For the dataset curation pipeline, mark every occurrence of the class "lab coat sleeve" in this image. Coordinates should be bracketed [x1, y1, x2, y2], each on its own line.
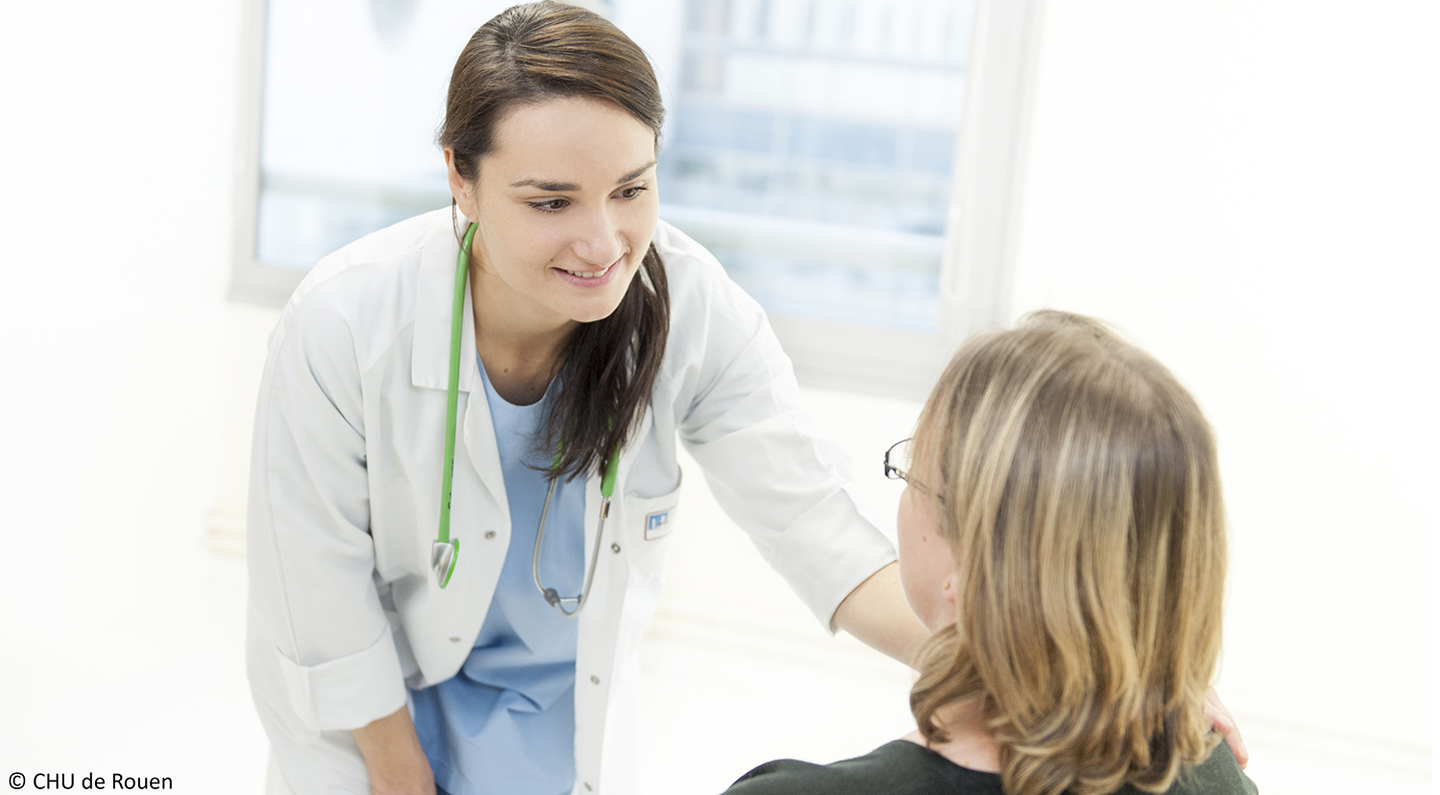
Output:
[675, 280, 897, 630]
[246, 282, 407, 733]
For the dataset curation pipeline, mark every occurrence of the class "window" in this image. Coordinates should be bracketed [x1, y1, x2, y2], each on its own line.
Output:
[228, 0, 503, 304]
[230, 0, 1042, 399]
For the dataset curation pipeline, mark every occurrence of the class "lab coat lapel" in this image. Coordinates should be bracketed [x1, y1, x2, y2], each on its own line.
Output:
[412, 214, 475, 394]
[460, 358, 508, 521]
[572, 407, 653, 794]
[578, 407, 651, 592]
[411, 215, 507, 510]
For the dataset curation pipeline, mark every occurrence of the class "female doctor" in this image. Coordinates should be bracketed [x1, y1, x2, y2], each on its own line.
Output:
[245, 3, 927, 794]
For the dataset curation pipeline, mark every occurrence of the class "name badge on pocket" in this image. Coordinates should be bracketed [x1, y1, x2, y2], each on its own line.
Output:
[644, 510, 673, 541]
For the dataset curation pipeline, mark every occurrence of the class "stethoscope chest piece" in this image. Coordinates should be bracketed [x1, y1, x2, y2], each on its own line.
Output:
[432, 539, 458, 589]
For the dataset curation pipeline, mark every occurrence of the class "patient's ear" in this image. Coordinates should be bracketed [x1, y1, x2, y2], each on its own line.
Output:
[942, 572, 958, 604]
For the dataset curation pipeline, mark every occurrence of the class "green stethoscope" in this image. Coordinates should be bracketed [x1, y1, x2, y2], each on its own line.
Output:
[432, 222, 617, 618]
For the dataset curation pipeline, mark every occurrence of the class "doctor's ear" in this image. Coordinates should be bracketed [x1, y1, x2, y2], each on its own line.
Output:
[445, 147, 478, 223]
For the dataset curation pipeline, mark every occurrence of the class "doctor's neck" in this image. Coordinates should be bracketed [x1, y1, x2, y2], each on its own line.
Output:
[469, 264, 575, 407]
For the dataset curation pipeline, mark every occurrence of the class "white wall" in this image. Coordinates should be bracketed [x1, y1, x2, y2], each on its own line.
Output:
[1009, 1, 1437, 789]
[0, 0, 267, 787]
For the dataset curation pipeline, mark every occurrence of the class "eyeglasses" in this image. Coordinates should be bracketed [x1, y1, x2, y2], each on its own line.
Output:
[883, 437, 945, 503]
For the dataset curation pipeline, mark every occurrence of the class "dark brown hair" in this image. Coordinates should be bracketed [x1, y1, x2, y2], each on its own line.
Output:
[909, 311, 1225, 795]
[439, 1, 669, 480]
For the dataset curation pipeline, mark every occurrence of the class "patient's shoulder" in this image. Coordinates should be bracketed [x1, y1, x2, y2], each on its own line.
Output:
[721, 739, 1256, 795]
[1140, 741, 1259, 795]
[721, 741, 1005, 795]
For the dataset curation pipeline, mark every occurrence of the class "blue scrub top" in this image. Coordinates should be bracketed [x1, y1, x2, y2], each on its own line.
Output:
[411, 358, 585, 795]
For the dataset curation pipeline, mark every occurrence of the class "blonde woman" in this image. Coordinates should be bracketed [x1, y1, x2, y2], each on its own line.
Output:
[724, 311, 1256, 795]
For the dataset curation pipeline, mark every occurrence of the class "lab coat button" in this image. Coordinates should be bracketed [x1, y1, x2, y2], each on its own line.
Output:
[583, 784, 592, 792]
[484, 531, 496, 539]
[590, 675, 600, 685]
[610, 543, 620, 553]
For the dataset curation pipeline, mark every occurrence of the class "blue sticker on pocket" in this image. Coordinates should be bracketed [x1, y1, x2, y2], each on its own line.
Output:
[644, 510, 672, 540]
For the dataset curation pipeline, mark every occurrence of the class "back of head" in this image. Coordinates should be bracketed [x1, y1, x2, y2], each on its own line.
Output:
[910, 310, 1226, 795]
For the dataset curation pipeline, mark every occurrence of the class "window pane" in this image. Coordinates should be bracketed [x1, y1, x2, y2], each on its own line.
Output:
[253, 0, 497, 269]
[660, 0, 976, 331]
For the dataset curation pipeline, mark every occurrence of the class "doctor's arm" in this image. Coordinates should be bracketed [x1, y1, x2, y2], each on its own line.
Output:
[248, 293, 428, 792]
[352, 707, 436, 795]
[830, 562, 929, 666]
[670, 260, 928, 665]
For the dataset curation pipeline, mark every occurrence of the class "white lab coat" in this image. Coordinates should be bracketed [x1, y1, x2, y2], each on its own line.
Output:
[246, 209, 897, 794]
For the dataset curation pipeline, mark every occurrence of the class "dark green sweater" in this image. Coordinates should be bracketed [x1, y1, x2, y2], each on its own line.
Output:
[723, 738, 1257, 795]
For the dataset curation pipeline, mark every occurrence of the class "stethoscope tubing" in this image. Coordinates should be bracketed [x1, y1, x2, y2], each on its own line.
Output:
[532, 473, 611, 617]
[432, 222, 479, 589]
[434, 220, 615, 618]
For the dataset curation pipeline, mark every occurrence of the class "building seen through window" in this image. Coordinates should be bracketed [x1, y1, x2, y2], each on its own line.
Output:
[660, 0, 975, 330]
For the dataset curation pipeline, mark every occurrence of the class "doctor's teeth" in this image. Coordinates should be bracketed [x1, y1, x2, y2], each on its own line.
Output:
[566, 266, 609, 278]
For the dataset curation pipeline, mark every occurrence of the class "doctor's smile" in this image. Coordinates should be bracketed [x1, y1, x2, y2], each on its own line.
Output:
[554, 261, 616, 281]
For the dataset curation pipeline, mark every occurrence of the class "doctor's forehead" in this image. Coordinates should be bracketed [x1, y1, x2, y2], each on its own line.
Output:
[482, 97, 658, 186]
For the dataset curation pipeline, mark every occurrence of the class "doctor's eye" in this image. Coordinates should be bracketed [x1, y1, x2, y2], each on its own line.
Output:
[528, 198, 570, 213]
[616, 185, 649, 200]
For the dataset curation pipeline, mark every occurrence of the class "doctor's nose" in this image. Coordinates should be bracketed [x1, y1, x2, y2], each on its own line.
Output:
[570, 208, 623, 266]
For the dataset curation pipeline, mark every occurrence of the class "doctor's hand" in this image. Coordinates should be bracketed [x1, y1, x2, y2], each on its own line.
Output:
[1204, 687, 1249, 769]
[352, 706, 438, 795]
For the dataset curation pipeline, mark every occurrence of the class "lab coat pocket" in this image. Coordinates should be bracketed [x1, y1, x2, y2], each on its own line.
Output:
[622, 481, 682, 590]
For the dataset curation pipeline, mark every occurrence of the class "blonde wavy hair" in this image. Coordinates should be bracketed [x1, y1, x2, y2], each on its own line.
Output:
[908, 310, 1226, 795]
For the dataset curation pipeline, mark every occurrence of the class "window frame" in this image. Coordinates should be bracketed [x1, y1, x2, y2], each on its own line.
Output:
[229, 0, 294, 307]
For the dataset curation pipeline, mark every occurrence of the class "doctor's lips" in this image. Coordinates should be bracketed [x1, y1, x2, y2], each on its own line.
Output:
[559, 263, 613, 279]
[553, 257, 624, 287]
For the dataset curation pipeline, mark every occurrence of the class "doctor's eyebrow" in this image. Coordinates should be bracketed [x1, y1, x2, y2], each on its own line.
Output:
[508, 161, 656, 192]
[615, 161, 657, 184]
[510, 177, 580, 191]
